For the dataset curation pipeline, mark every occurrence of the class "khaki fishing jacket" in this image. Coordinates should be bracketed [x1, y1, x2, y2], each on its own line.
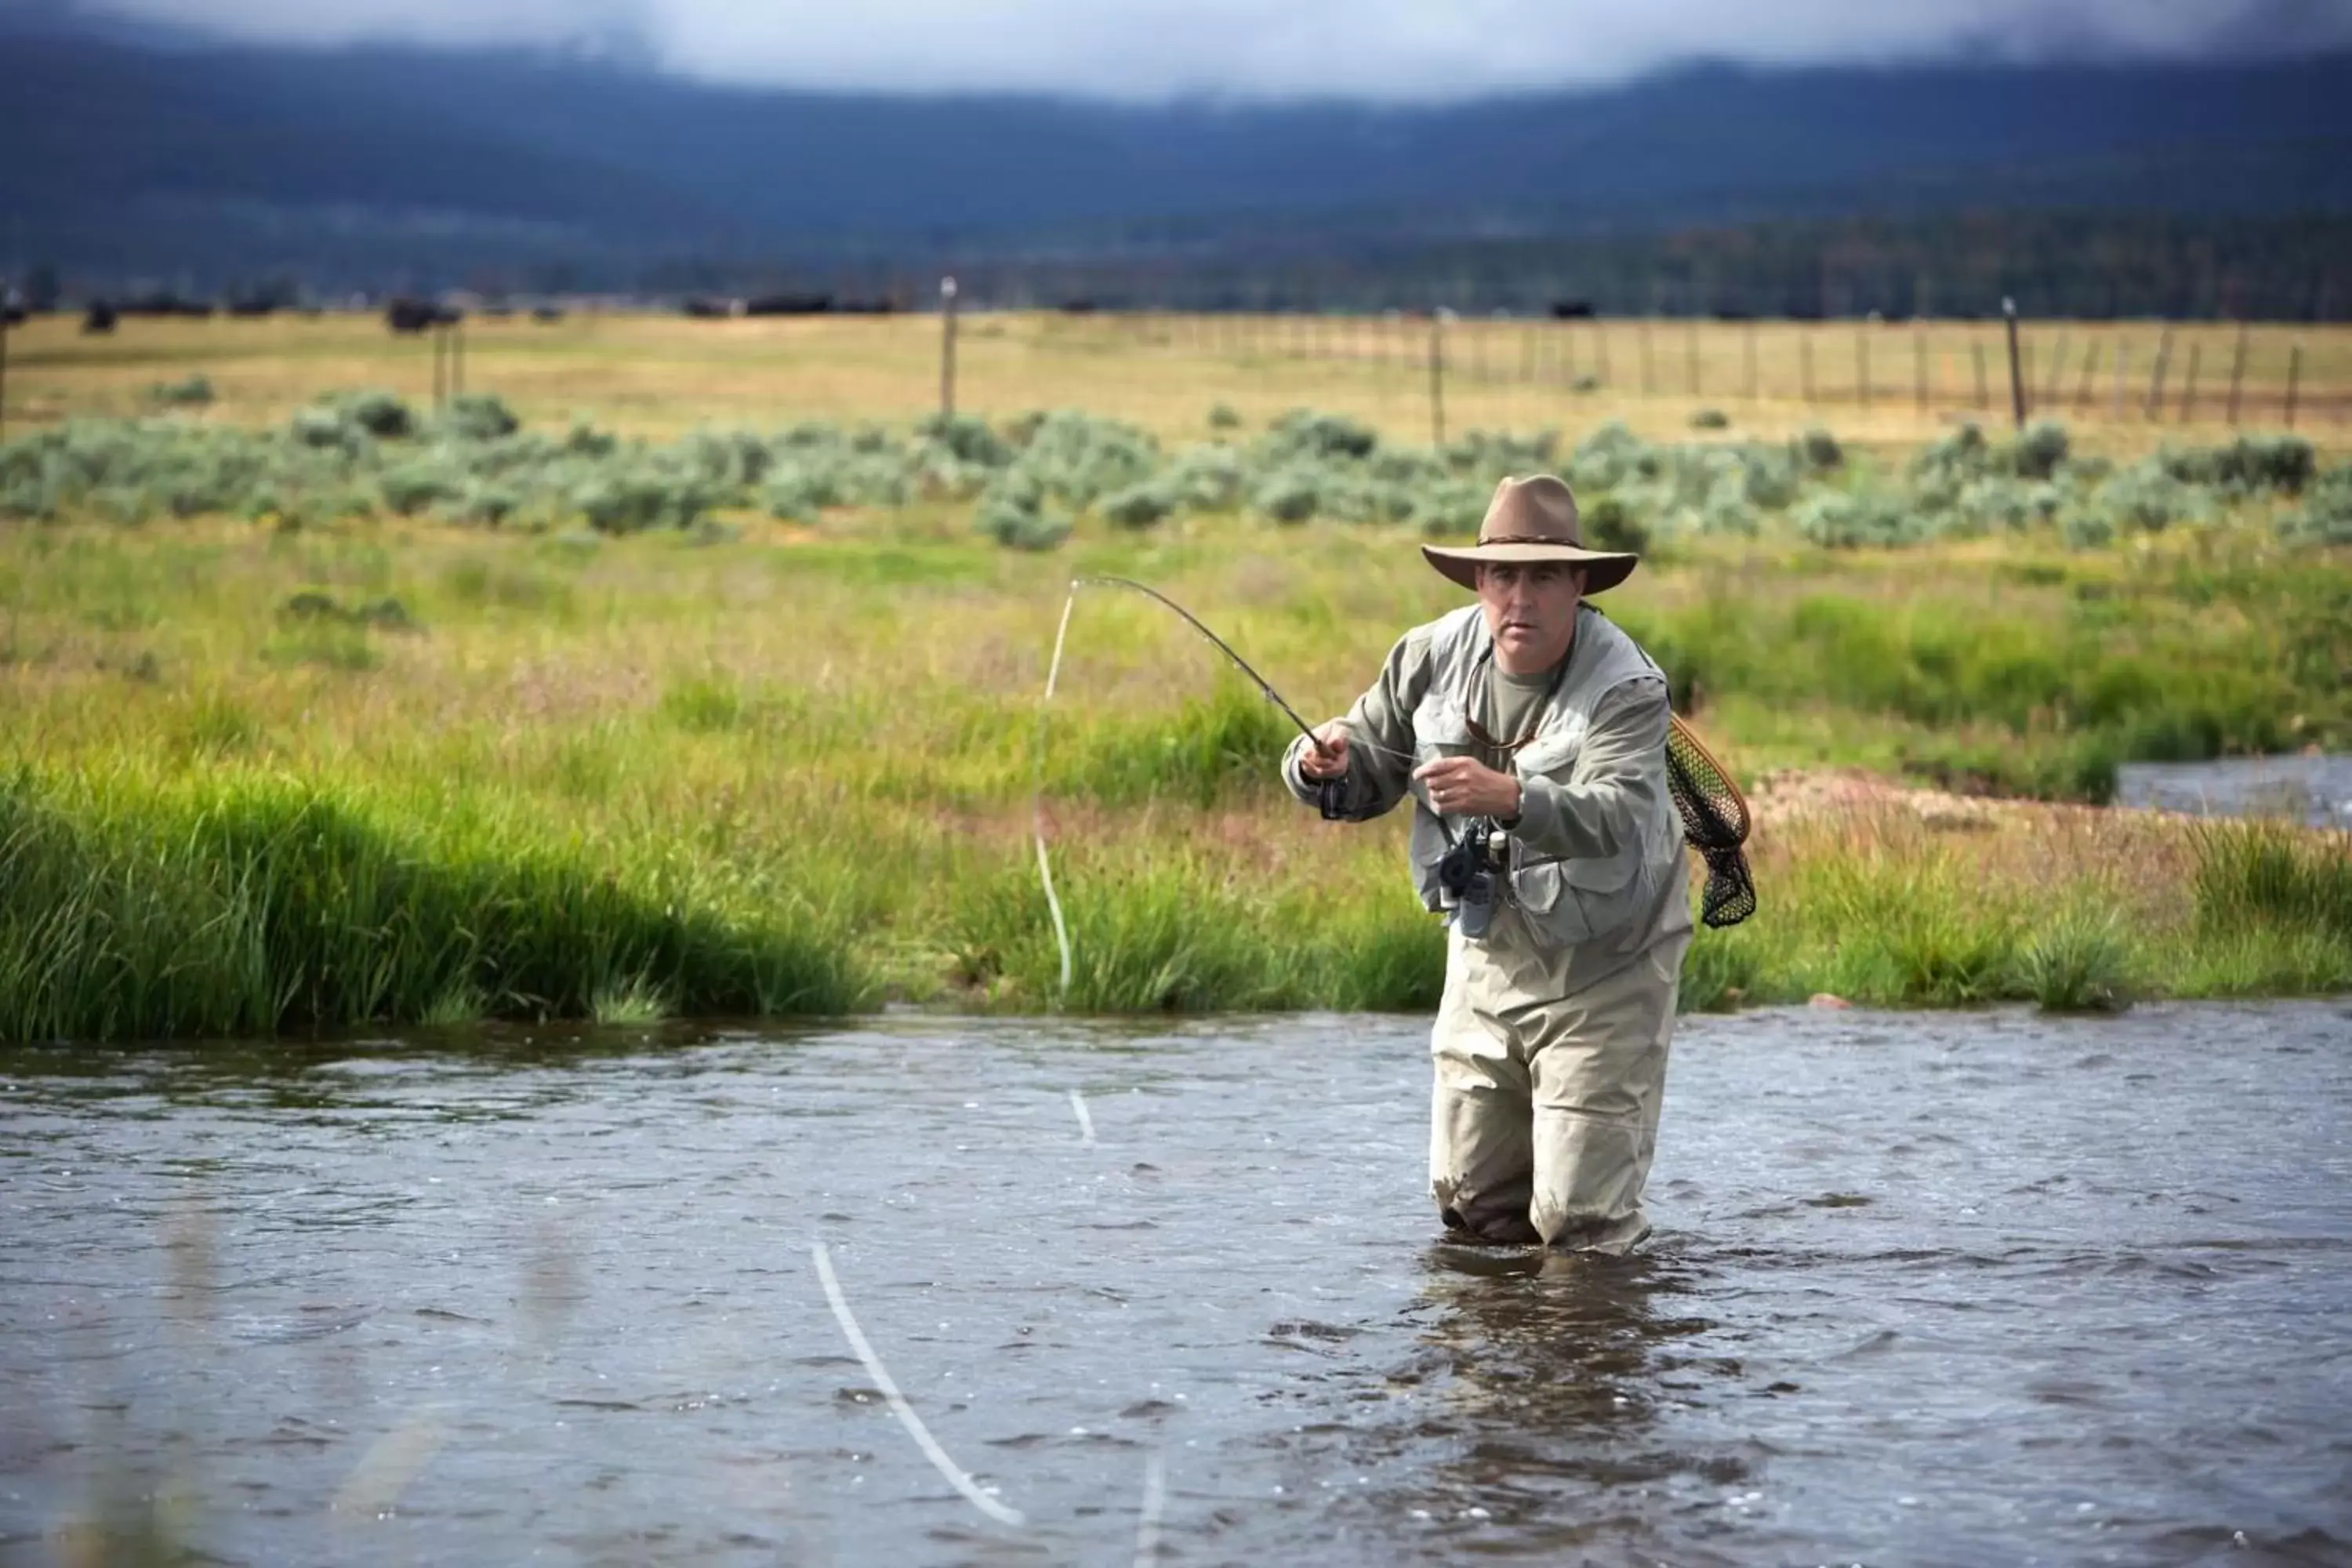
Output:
[1281, 604, 1690, 974]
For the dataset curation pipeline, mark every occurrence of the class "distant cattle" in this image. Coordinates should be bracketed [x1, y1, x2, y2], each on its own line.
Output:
[0, 304, 26, 328]
[834, 297, 898, 315]
[83, 301, 118, 334]
[532, 306, 565, 324]
[1549, 299, 1596, 320]
[1059, 299, 1099, 314]
[385, 297, 461, 334]
[681, 296, 733, 319]
[227, 299, 278, 318]
[742, 292, 835, 317]
[119, 293, 214, 318]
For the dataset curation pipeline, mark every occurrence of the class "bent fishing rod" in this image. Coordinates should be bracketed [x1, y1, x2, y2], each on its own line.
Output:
[1064, 575, 1341, 760]
[1033, 576, 1423, 998]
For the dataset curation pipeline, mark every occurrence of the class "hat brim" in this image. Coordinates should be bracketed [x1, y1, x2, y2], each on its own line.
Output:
[1420, 541, 1639, 595]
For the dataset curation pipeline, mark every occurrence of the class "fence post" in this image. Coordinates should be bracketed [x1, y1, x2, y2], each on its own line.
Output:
[2143, 328, 2173, 419]
[938, 276, 959, 421]
[1686, 318, 1701, 398]
[452, 318, 465, 399]
[1744, 320, 1759, 402]
[431, 322, 447, 411]
[2002, 298, 2026, 429]
[1854, 323, 1870, 410]
[2285, 341, 2302, 429]
[2074, 341, 2100, 412]
[1639, 319, 1654, 396]
[1913, 325, 1927, 412]
[2177, 341, 2201, 424]
[1428, 309, 1449, 448]
[1800, 331, 1816, 405]
[1973, 339, 1988, 409]
[2225, 323, 2249, 426]
[1595, 321, 1611, 387]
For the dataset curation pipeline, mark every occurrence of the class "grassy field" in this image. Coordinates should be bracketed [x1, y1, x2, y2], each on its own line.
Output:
[1, 315, 2348, 1039]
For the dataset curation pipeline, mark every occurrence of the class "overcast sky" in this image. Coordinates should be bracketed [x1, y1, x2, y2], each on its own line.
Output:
[74, 0, 2352, 100]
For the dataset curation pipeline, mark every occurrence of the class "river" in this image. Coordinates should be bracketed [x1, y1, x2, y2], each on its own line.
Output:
[4, 1002, 2350, 1566]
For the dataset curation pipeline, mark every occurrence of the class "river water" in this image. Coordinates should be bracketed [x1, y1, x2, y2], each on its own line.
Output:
[2115, 755, 2352, 829]
[3, 1003, 2350, 1567]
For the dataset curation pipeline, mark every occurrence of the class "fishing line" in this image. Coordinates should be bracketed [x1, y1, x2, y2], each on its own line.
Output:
[1032, 576, 1416, 1002]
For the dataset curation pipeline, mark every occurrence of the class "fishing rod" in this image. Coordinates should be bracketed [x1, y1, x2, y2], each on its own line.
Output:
[1068, 575, 1333, 757]
[1054, 575, 1417, 765]
[1033, 575, 1421, 1000]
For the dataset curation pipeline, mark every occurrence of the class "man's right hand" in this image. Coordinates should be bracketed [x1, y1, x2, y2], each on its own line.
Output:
[1298, 721, 1352, 780]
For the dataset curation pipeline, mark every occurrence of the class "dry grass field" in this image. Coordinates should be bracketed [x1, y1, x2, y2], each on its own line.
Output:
[7, 310, 2349, 459]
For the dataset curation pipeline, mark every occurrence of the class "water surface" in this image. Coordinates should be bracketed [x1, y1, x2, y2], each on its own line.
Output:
[4, 1003, 2350, 1566]
[2116, 753, 2352, 829]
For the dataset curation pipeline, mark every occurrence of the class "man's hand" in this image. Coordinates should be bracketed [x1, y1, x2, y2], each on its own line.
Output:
[1412, 756, 1522, 819]
[1298, 720, 1352, 780]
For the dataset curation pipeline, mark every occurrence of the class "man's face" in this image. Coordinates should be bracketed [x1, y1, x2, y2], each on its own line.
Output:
[1475, 561, 1584, 670]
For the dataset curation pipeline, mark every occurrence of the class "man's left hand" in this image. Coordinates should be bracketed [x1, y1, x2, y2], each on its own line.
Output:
[1411, 757, 1522, 820]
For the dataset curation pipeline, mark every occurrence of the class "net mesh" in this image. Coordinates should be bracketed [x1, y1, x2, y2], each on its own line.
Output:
[1665, 714, 1756, 928]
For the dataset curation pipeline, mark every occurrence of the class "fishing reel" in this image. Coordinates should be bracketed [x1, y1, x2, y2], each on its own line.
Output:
[1436, 823, 1512, 939]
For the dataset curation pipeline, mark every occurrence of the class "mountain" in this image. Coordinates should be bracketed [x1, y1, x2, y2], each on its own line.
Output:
[2, 17, 2349, 298]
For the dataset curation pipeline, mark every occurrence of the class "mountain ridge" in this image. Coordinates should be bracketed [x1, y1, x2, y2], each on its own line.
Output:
[2, 22, 2348, 295]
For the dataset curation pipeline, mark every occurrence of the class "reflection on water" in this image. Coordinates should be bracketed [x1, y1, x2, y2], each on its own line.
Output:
[2116, 753, 2352, 828]
[3, 1004, 2350, 1566]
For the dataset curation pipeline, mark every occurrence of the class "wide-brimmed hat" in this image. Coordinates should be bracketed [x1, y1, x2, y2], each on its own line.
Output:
[1421, 474, 1638, 594]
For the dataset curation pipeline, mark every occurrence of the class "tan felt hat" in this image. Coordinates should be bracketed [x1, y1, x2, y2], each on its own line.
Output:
[1420, 474, 1638, 594]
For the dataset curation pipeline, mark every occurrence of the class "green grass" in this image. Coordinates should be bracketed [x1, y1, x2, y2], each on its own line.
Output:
[0, 767, 870, 1041]
[0, 406, 2346, 1036]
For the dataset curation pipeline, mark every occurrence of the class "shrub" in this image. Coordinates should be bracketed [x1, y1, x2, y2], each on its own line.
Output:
[2159, 433, 2314, 495]
[148, 375, 215, 407]
[1207, 404, 1242, 430]
[1799, 426, 1843, 470]
[1793, 491, 1920, 548]
[2011, 419, 2069, 480]
[1165, 444, 1246, 512]
[1410, 479, 1487, 537]
[1098, 479, 1178, 529]
[336, 390, 415, 439]
[378, 459, 466, 516]
[1690, 408, 1730, 430]
[1251, 469, 1320, 523]
[1583, 495, 1651, 554]
[916, 412, 1012, 466]
[974, 485, 1070, 550]
[1256, 409, 1377, 463]
[2098, 464, 2209, 534]
[439, 393, 519, 441]
[2275, 466, 2352, 546]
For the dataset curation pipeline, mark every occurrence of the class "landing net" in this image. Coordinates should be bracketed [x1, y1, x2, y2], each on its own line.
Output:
[1666, 713, 1756, 928]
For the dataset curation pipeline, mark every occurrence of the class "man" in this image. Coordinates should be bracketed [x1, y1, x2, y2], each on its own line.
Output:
[1282, 473, 1691, 1254]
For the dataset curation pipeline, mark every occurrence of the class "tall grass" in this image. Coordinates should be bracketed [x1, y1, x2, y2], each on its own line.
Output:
[0, 768, 871, 1041]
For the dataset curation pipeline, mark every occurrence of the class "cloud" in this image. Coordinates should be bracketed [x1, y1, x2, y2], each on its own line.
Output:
[67, 0, 2352, 100]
